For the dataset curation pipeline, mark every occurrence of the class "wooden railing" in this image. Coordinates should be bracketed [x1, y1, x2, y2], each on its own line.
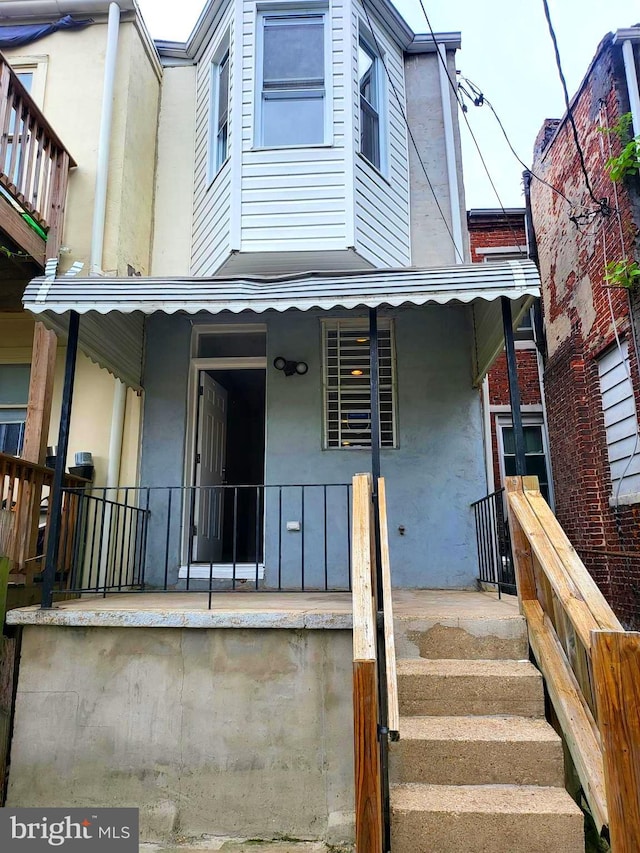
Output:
[506, 475, 640, 851]
[351, 473, 399, 853]
[0, 452, 86, 585]
[0, 52, 75, 260]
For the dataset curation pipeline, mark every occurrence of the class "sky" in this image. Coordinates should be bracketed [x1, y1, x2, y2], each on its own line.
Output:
[136, 0, 640, 209]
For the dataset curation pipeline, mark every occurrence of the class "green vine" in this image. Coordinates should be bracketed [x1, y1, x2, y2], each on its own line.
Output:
[599, 113, 640, 289]
[602, 112, 640, 183]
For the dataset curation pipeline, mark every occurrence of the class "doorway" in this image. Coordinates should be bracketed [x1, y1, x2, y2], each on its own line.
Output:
[191, 366, 266, 567]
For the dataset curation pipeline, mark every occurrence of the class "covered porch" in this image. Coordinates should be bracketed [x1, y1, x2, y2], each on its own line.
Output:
[19, 261, 540, 606]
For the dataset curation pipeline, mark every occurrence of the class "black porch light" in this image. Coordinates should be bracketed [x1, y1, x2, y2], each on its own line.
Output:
[273, 356, 308, 376]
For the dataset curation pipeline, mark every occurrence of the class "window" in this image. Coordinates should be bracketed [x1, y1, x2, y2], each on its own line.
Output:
[597, 341, 640, 499]
[214, 51, 230, 172]
[322, 319, 396, 449]
[359, 35, 380, 168]
[257, 11, 326, 147]
[0, 364, 30, 456]
[498, 418, 551, 505]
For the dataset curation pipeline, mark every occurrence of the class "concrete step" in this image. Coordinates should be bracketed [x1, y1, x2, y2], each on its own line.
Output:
[390, 715, 564, 786]
[394, 612, 528, 660]
[390, 783, 584, 853]
[397, 658, 544, 717]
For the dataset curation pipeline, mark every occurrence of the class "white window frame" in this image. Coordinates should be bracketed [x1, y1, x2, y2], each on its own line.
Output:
[322, 317, 397, 450]
[207, 32, 231, 184]
[255, 3, 332, 149]
[358, 25, 385, 172]
[7, 55, 48, 107]
[495, 413, 554, 508]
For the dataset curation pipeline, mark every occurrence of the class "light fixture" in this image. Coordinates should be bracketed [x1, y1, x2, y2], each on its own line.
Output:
[351, 369, 364, 376]
[356, 337, 368, 343]
[273, 356, 309, 377]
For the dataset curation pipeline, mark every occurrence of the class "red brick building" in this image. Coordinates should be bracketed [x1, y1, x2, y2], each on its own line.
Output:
[531, 28, 640, 628]
[467, 209, 552, 505]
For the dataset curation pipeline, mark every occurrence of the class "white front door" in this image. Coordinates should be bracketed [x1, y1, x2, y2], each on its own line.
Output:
[193, 372, 228, 562]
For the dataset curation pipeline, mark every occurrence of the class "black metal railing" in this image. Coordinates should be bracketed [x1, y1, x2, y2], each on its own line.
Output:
[471, 488, 516, 597]
[47, 483, 352, 605]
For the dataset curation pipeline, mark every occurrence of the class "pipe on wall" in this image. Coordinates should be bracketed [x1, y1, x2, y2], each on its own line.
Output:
[437, 44, 465, 265]
[621, 40, 640, 136]
[90, 0, 121, 276]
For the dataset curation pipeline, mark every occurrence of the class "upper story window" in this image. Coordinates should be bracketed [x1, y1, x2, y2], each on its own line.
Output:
[359, 34, 381, 169]
[208, 35, 230, 181]
[257, 11, 327, 147]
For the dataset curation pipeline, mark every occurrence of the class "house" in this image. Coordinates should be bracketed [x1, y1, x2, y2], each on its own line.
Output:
[468, 207, 553, 505]
[1, 2, 600, 850]
[530, 26, 640, 630]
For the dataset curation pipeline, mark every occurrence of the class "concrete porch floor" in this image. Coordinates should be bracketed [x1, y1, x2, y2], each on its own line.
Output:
[5, 588, 519, 630]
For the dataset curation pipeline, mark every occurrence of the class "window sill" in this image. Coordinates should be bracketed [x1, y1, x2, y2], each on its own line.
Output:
[251, 143, 334, 152]
[356, 151, 391, 186]
[609, 492, 640, 508]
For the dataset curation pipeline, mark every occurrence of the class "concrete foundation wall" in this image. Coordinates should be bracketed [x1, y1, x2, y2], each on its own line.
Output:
[140, 306, 485, 589]
[7, 625, 354, 843]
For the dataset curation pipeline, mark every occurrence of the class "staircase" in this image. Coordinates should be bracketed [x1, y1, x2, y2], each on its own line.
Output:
[389, 600, 585, 853]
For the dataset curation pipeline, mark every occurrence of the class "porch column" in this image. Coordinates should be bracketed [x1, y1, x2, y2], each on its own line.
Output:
[369, 307, 381, 483]
[41, 310, 80, 608]
[501, 296, 527, 477]
[22, 323, 57, 465]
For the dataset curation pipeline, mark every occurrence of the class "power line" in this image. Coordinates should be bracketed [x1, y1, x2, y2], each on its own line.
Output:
[540, 0, 610, 216]
[360, 0, 465, 263]
[458, 76, 573, 206]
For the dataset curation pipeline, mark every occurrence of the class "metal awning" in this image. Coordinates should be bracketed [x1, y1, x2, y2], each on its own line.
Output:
[23, 260, 540, 389]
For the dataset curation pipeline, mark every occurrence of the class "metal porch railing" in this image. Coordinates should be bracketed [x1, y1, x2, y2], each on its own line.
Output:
[46, 483, 353, 606]
[471, 488, 517, 596]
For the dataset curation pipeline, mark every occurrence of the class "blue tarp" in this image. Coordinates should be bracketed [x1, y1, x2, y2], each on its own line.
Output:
[0, 16, 92, 49]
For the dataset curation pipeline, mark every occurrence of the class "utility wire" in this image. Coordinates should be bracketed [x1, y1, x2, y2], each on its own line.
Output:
[459, 76, 573, 206]
[360, 0, 465, 263]
[541, 0, 610, 215]
[414, 2, 526, 255]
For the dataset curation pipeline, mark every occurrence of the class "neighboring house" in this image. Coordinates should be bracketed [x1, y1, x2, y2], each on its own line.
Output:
[530, 27, 640, 629]
[468, 208, 553, 505]
[2, 0, 545, 843]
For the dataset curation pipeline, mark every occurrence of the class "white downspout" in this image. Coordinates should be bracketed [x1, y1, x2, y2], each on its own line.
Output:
[482, 375, 495, 494]
[621, 39, 640, 136]
[437, 43, 464, 265]
[90, 1, 121, 276]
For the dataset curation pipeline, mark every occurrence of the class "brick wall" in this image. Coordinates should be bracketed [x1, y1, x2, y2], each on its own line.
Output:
[531, 35, 640, 627]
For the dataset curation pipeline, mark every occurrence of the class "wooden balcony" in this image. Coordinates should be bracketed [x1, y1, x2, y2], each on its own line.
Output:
[0, 52, 75, 266]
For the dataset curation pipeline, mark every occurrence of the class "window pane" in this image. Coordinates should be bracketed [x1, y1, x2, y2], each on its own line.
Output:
[359, 43, 376, 107]
[16, 71, 33, 92]
[264, 18, 324, 85]
[0, 364, 30, 404]
[218, 54, 229, 130]
[503, 427, 515, 455]
[263, 94, 324, 146]
[360, 99, 380, 168]
[523, 425, 543, 454]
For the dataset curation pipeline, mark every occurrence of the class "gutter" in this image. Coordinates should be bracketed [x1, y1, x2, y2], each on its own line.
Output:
[0, 0, 135, 17]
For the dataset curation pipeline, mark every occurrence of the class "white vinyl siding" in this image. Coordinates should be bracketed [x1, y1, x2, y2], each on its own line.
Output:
[191, 2, 235, 276]
[598, 341, 640, 498]
[239, 0, 347, 253]
[322, 319, 397, 449]
[351, 1, 410, 268]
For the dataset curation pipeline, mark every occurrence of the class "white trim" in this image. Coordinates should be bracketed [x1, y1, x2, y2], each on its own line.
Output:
[437, 43, 464, 264]
[358, 20, 387, 175]
[179, 563, 265, 580]
[489, 404, 543, 414]
[192, 356, 268, 370]
[481, 376, 494, 494]
[206, 29, 231, 186]
[476, 246, 527, 257]
[229, 0, 243, 249]
[343, 0, 356, 247]
[7, 54, 48, 107]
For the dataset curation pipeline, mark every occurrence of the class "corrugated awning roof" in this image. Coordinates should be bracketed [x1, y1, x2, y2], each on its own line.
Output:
[25, 260, 539, 315]
[23, 260, 541, 389]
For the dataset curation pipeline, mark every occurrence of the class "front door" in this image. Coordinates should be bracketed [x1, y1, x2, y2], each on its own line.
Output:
[193, 372, 228, 562]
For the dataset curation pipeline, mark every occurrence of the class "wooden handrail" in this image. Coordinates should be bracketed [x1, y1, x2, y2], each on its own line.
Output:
[1, 451, 87, 583]
[377, 477, 400, 738]
[0, 52, 75, 257]
[506, 475, 640, 849]
[352, 472, 382, 853]
[351, 473, 401, 852]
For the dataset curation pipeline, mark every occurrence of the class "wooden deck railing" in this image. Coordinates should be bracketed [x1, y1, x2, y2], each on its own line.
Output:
[351, 473, 400, 853]
[0, 52, 75, 260]
[0, 452, 86, 585]
[506, 475, 640, 851]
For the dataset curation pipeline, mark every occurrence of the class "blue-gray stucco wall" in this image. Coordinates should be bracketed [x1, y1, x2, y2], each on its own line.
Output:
[140, 306, 487, 588]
